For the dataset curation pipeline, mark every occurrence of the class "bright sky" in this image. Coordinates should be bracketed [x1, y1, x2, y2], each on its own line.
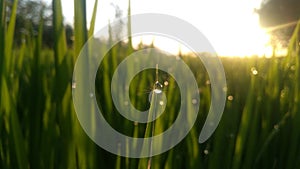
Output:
[46, 0, 273, 57]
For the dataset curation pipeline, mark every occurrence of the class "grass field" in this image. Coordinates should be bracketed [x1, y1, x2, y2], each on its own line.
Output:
[0, 0, 300, 168]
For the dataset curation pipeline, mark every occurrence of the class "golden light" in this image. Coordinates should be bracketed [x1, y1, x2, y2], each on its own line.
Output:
[57, 0, 274, 57]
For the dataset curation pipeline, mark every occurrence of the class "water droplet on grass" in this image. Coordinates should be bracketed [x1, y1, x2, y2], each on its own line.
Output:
[227, 95, 234, 101]
[153, 81, 163, 94]
[204, 150, 209, 155]
[159, 101, 164, 105]
[192, 99, 197, 104]
[89, 93, 94, 98]
[164, 81, 169, 86]
[251, 67, 258, 75]
[72, 82, 76, 89]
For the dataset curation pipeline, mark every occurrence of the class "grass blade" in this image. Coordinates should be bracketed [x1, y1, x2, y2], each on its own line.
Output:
[88, 0, 98, 38]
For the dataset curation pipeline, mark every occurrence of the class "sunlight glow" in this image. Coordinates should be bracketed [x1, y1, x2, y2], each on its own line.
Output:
[46, 0, 274, 57]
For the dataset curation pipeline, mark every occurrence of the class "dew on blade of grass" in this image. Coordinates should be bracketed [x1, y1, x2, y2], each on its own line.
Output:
[117, 142, 121, 148]
[227, 95, 234, 101]
[291, 65, 296, 71]
[204, 150, 209, 155]
[159, 101, 164, 106]
[274, 124, 279, 130]
[192, 99, 197, 104]
[229, 133, 235, 139]
[251, 67, 258, 75]
[89, 93, 94, 98]
[153, 81, 163, 94]
[125, 84, 129, 91]
[72, 81, 76, 89]
[124, 101, 129, 106]
[164, 81, 169, 86]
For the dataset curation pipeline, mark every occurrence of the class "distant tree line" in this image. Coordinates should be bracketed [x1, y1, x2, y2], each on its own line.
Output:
[257, 0, 300, 47]
[6, 0, 73, 48]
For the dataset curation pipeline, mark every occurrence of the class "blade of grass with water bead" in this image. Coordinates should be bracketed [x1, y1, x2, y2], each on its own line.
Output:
[73, 0, 100, 167]
[137, 85, 162, 169]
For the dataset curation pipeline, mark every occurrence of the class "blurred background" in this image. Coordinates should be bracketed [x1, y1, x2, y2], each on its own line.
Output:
[0, 0, 300, 168]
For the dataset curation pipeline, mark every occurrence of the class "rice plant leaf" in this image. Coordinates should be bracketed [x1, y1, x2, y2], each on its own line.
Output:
[74, 0, 88, 58]
[10, 99, 28, 169]
[53, 0, 67, 66]
[4, 0, 18, 69]
[88, 0, 98, 38]
[0, 0, 5, 110]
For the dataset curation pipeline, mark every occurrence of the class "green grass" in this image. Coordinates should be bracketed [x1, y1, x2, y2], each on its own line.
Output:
[0, 0, 300, 168]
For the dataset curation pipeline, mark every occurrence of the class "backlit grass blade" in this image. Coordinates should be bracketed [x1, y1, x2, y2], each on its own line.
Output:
[286, 20, 300, 169]
[232, 74, 256, 169]
[127, 0, 132, 49]
[53, 0, 67, 66]
[4, 0, 18, 69]
[73, 0, 97, 168]
[10, 95, 28, 169]
[88, 0, 98, 38]
[0, 0, 5, 113]
[74, 0, 88, 58]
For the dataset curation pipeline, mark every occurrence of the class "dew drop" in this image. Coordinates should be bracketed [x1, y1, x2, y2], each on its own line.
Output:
[125, 85, 129, 91]
[117, 142, 121, 148]
[251, 67, 258, 75]
[204, 150, 209, 155]
[227, 95, 234, 101]
[159, 101, 164, 106]
[274, 124, 279, 130]
[153, 81, 163, 94]
[291, 65, 296, 71]
[89, 93, 94, 98]
[164, 81, 169, 86]
[124, 101, 129, 106]
[229, 133, 235, 138]
[192, 99, 197, 104]
[72, 82, 76, 89]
